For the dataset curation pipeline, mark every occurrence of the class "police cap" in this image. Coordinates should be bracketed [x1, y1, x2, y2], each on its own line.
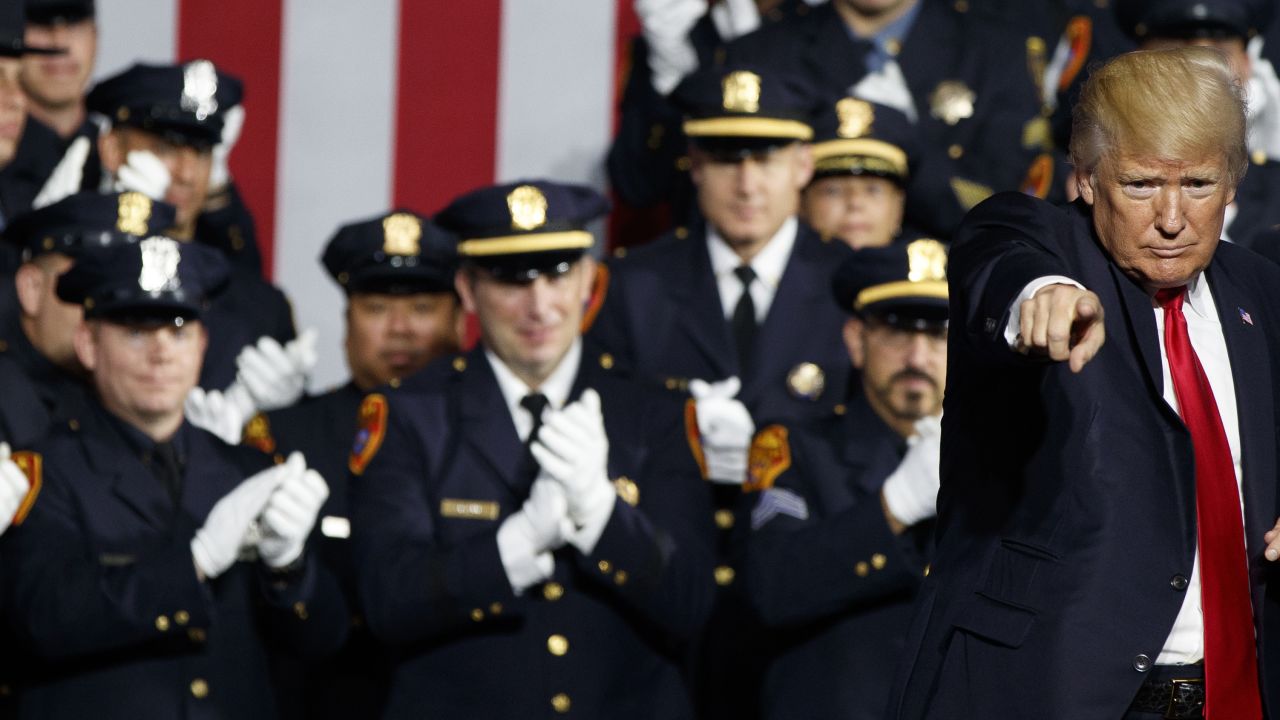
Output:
[673, 64, 815, 158]
[25, 0, 95, 26]
[0, 0, 61, 56]
[57, 237, 230, 322]
[810, 97, 918, 185]
[832, 238, 949, 326]
[86, 60, 243, 149]
[1116, 0, 1273, 40]
[322, 210, 457, 295]
[435, 179, 608, 283]
[4, 191, 176, 261]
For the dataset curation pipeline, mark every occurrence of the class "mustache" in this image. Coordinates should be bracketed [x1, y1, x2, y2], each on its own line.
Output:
[890, 369, 938, 388]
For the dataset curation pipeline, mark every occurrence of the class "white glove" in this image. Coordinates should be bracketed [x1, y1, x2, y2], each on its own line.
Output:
[635, 0, 706, 95]
[530, 389, 616, 554]
[881, 414, 942, 528]
[33, 136, 91, 210]
[234, 329, 318, 413]
[496, 478, 572, 593]
[113, 149, 171, 200]
[1248, 37, 1280, 162]
[208, 104, 244, 191]
[0, 444, 31, 537]
[851, 58, 918, 124]
[258, 464, 329, 568]
[191, 454, 298, 579]
[689, 376, 754, 484]
[184, 387, 248, 445]
[709, 0, 761, 42]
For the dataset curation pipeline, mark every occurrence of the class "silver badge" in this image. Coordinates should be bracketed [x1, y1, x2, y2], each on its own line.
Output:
[138, 237, 182, 294]
[181, 59, 219, 121]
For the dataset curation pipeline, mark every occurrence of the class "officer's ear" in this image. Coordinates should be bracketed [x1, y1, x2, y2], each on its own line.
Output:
[13, 263, 47, 318]
[791, 143, 815, 189]
[455, 267, 478, 315]
[843, 316, 866, 370]
[98, 128, 124, 174]
[72, 321, 98, 373]
[575, 255, 596, 305]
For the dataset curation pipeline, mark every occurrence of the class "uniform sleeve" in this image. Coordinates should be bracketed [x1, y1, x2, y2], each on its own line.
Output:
[569, 395, 716, 642]
[3, 460, 214, 662]
[351, 399, 525, 647]
[255, 546, 350, 658]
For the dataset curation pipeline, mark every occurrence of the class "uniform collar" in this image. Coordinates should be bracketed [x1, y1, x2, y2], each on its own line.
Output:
[485, 338, 582, 416]
[707, 215, 798, 290]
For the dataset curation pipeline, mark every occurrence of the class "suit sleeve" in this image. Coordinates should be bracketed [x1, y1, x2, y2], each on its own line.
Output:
[351, 397, 525, 647]
[569, 393, 716, 642]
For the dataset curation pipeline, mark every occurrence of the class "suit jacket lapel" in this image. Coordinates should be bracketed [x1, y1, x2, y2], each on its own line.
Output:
[668, 228, 736, 378]
[1106, 262, 1168, 409]
[457, 350, 527, 495]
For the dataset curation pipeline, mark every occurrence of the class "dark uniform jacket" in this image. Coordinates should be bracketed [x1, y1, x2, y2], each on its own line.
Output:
[198, 253, 296, 391]
[727, 0, 1043, 237]
[744, 395, 930, 720]
[249, 382, 389, 720]
[0, 118, 62, 273]
[3, 404, 348, 720]
[351, 347, 716, 719]
[890, 192, 1280, 718]
[0, 310, 92, 448]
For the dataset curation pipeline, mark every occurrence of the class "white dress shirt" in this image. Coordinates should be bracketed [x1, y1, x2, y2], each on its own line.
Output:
[486, 339, 582, 441]
[707, 216, 798, 324]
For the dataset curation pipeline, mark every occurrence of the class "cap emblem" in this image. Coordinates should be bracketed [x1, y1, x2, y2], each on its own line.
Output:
[836, 98, 874, 138]
[907, 239, 948, 283]
[722, 71, 762, 114]
[382, 213, 422, 255]
[117, 192, 152, 236]
[181, 59, 219, 121]
[507, 185, 548, 231]
[139, 237, 182, 293]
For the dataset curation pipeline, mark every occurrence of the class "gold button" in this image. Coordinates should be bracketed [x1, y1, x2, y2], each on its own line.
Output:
[599, 353, 614, 370]
[855, 561, 870, 577]
[675, 156, 692, 172]
[190, 678, 209, 699]
[614, 477, 640, 507]
[547, 634, 569, 656]
[885, 38, 901, 56]
[833, 404, 847, 416]
[674, 226, 689, 239]
[551, 693, 572, 713]
[871, 553, 887, 570]
[188, 628, 207, 643]
[948, 144, 963, 159]
[174, 610, 190, 626]
[68, 418, 80, 431]
[389, 377, 401, 389]
[293, 601, 309, 620]
[489, 602, 503, 615]
[924, 564, 932, 577]
[612, 247, 628, 259]
[470, 608, 484, 622]
[337, 271, 349, 285]
[664, 378, 678, 390]
[452, 356, 467, 372]
[954, 0, 969, 11]
[714, 509, 734, 530]
[543, 582, 565, 601]
[1254, 149, 1267, 165]
[614, 570, 628, 586]
[598, 560, 612, 574]
[155, 615, 170, 632]
[714, 565, 735, 586]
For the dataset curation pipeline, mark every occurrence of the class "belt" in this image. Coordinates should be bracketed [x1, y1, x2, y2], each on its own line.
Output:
[1127, 666, 1205, 719]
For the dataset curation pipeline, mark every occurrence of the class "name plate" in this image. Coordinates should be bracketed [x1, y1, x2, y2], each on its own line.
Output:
[440, 498, 500, 521]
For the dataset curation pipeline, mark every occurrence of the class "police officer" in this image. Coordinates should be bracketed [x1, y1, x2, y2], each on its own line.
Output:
[246, 210, 464, 719]
[0, 191, 176, 447]
[743, 239, 945, 719]
[725, 0, 1044, 238]
[801, 96, 927, 248]
[351, 179, 715, 719]
[21, 0, 96, 141]
[2, 236, 346, 719]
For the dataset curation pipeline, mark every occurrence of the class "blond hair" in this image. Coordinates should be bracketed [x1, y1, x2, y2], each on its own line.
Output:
[1070, 47, 1248, 185]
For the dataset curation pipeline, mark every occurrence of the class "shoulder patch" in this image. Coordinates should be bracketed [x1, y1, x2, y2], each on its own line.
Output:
[744, 425, 791, 493]
[242, 413, 276, 454]
[684, 398, 708, 479]
[10, 451, 42, 526]
[580, 261, 611, 333]
[349, 394, 389, 476]
[1059, 16, 1092, 93]
[1019, 153, 1054, 199]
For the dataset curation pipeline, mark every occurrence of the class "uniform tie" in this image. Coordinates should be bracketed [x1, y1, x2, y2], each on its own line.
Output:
[1156, 286, 1262, 720]
[520, 393, 550, 446]
[148, 441, 184, 504]
[732, 265, 758, 375]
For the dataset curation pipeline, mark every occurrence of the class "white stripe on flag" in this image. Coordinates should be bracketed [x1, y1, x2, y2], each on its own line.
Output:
[94, 0, 179, 79]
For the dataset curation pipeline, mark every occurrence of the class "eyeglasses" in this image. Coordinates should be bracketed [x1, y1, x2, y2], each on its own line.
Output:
[865, 318, 947, 352]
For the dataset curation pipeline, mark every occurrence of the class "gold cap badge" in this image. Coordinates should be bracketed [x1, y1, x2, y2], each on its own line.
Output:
[117, 192, 152, 236]
[382, 213, 422, 256]
[929, 80, 975, 126]
[138, 237, 182, 293]
[722, 71, 762, 114]
[907, 239, 948, 283]
[836, 97, 874, 139]
[507, 185, 548, 231]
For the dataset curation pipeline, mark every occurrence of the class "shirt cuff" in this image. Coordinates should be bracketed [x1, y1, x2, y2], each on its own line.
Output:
[1004, 275, 1086, 348]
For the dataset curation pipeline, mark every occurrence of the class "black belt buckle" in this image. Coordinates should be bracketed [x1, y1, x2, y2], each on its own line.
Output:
[1164, 677, 1204, 719]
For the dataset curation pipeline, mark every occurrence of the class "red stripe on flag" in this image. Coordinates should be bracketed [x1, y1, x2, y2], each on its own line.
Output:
[393, 1, 502, 214]
[176, 0, 284, 279]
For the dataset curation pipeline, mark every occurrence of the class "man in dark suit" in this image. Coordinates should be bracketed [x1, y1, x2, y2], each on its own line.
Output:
[350, 180, 715, 719]
[743, 240, 946, 719]
[3, 236, 346, 718]
[891, 47, 1280, 719]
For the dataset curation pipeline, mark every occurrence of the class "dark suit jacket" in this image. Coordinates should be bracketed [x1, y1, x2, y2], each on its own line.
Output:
[3, 405, 348, 720]
[350, 347, 715, 719]
[891, 192, 1280, 718]
[745, 396, 931, 720]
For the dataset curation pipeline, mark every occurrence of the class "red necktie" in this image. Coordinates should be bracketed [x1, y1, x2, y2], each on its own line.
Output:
[1156, 286, 1262, 720]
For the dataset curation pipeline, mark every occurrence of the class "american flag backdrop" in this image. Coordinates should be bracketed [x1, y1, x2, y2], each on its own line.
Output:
[94, 0, 642, 389]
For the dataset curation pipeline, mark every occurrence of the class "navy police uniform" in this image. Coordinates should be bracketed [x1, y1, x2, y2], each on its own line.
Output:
[742, 242, 945, 720]
[3, 237, 346, 719]
[353, 180, 715, 719]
